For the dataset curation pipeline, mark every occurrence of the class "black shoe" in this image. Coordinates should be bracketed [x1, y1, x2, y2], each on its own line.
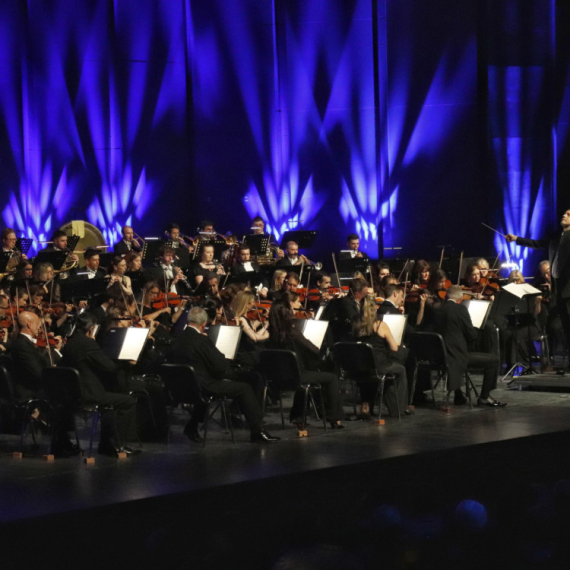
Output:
[329, 421, 345, 429]
[183, 423, 203, 443]
[121, 446, 143, 455]
[477, 397, 507, 407]
[250, 429, 280, 443]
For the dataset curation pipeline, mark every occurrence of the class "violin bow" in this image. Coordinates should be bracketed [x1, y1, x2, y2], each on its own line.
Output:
[456, 251, 464, 286]
[398, 259, 410, 283]
[439, 247, 445, 270]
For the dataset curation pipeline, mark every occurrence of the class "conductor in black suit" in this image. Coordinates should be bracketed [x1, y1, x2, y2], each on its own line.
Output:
[507, 209, 570, 360]
[168, 307, 279, 443]
[438, 286, 504, 407]
[113, 225, 143, 257]
[59, 312, 139, 456]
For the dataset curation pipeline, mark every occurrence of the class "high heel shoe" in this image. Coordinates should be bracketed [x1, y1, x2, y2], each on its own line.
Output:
[293, 422, 308, 437]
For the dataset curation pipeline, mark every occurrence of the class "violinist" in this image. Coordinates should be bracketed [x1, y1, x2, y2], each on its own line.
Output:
[33, 262, 61, 302]
[378, 284, 406, 316]
[267, 269, 287, 300]
[339, 233, 369, 260]
[267, 299, 344, 431]
[229, 291, 270, 370]
[233, 246, 268, 297]
[114, 225, 143, 256]
[377, 262, 391, 279]
[332, 277, 368, 342]
[106, 256, 134, 297]
[376, 274, 398, 299]
[191, 244, 225, 289]
[202, 296, 225, 326]
[203, 271, 220, 298]
[462, 264, 495, 300]
[13, 260, 33, 281]
[410, 259, 431, 288]
[140, 281, 187, 328]
[477, 258, 491, 278]
[0, 294, 12, 352]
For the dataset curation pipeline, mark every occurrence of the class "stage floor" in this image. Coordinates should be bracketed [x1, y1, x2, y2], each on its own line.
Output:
[1, 377, 570, 526]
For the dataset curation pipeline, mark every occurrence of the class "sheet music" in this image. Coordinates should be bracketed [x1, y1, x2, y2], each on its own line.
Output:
[118, 328, 150, 360]
[315, 305, 325, 321]
[464, 299, 491, 329]
[381, 314, 406, 346]
[502, 282, 542, 299]
[299, 320, 329, 350]
[209, 325, 241, 360]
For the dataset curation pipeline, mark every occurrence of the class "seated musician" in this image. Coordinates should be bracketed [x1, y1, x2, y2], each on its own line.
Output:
[437, 285, 504, 407]
[168, 307, 278, 443]
[250, 216, 284, 259]
[233, 245, 268, 297]
[410, 259, 431, 288]
[202, 296, 225, 326]
[191, 244, 225, 289]
[1, 228, 26, 279]
[477, 258, 491, 278]
[32, 262, 61, 302]
[165, 223, 193, 252]
[14, 260, 33, 282]
[75, 247, 106, 280]
[114, 225, 143, 256]
[267, 269, 287, 300]
[40, 230, 79, 280]
[147, 246, 190, 295]
[197, 219, 216, 240]
[353, 296, 409, 418]
[230, 290, 269, 369]
[124, 251, 146, 296]
[219, 283, 243, 321]
[330, 277, 368, 341]
[59, 311, 139, 456]
[378, 284, 405, 315]
[339, 233, 369, 260]
[0, 294, 12, 352]
[376, 274, 398, 299]
[420, 269, 449, 328]
[267, 299, 344, 430]
[106, 256, 134, 297]
[307, 271, 334, 310]
[140, 281, 187, 328]
[275, 241, 309, 268]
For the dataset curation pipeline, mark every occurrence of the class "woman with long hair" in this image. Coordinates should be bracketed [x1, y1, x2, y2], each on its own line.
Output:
[268, 298, 343, 430]
[353, 296, 409, 419]
[106, 256, 134, 297]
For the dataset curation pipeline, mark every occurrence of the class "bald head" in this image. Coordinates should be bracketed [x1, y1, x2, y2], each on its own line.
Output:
[18, 311, 40, 338]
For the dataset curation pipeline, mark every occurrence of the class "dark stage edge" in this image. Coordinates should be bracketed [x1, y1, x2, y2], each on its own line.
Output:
[2, 383, 570, 568]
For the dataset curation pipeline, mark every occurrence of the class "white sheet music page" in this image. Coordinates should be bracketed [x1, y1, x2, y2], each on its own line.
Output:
[464, 299, 491, 329]
[381, 314, 406, 346]
[214, 325, 241, 360]
[301, 320, 329, 350]
[118, 328, 150, 360]
[502, 282, 541, 298]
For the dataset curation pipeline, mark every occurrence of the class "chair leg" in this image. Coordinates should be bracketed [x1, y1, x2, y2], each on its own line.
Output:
[308, 391, 320, 421]
[88, 412, 100, 458]
[409, 365, 418, 407]
[279, 392, 285, 430]
[262, 384, 268, 415]
[165, 405, 176, 446]
[202, 402, 211, 448]
[430, 370, 438, 408]
[225, 401, 235, 443]
[352, 376, 358, 416]
[377, 378, 385, 421]
[317, 385, 327, 431]
[302, 386, 310, 429]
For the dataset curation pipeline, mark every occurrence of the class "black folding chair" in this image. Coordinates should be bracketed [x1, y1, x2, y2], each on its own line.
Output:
[258, 350, 327, 431]
[0, 365, 50, 453]
[333, 342, 400, 421]
[42, 367, 118, 458]
[160, 363, 235, 447]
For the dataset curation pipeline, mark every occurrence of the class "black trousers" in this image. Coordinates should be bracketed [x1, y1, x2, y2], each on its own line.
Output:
[358, 360, 408, 417]
[95, 392, 138, 447]
[289, 370, 342, 423]
[192, 379, 263, 433]
[556, 292, 570, 355]
[467, 352, 499, 399]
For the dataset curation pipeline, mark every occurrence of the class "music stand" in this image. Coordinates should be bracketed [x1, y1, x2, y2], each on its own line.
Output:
[61, 276, 109, 303]
[279, 230, 317, 250]
[34, 251, 69, 271]
[15, 238, 33, 256]
[66, 235, 81, 252]
[98, 252, 114, 270]
[164, 241, 190, 269]
[142, 240, 164, 268]
[337, 257, 370, 275]
[207, 325, 242, 360]
[243, 234, 270, 256]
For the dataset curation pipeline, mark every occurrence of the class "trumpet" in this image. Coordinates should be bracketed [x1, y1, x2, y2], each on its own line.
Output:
[132, 231, 145, 248]
[300, 255, 322, 271]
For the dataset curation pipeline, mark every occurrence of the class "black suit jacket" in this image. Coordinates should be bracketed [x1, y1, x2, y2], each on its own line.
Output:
[146, 266, 191, 295]
[10, 334, 60, 399]
[517, 232, 570, 298]
[114, 240, 142, 256]
[232, 262, 268, 288]
[437, 300, 478, 390]
[275, 257, 299, 268]
[168, 327, 229, 388]
[60, 334, 117, 403]
[73, 267, 106, 281]
[377, 300, 400, 316]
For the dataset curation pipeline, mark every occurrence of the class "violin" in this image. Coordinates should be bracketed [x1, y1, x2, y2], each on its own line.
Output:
[294, 309, 314, 319]
[152, 292, 199, 310]
[36, 330, 60, 348]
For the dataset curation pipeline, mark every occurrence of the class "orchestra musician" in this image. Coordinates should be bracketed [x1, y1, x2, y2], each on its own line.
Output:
[40, 230, 79, 280]
[437, 285, 505, 407]
[477, 258, 491, 278]
[168, 307, 279, 443]
[147, 246, 190, 295]
[106, 256, 134, 297]
[232, 245, 268, 297]
[275, 241, 310, 268]
[191, 244, 226, 289]
[410, 259, 431, 287]
[1, 228, 26, 279]
[74, 248, 106, 280]
[165, 223, 194, 252]
[339, 233, 369, 260]
[267, 269, 287, 300]
[32, 262, 61, 302]
[113, 225, 143, 256]
[331, 277, 368, 342]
